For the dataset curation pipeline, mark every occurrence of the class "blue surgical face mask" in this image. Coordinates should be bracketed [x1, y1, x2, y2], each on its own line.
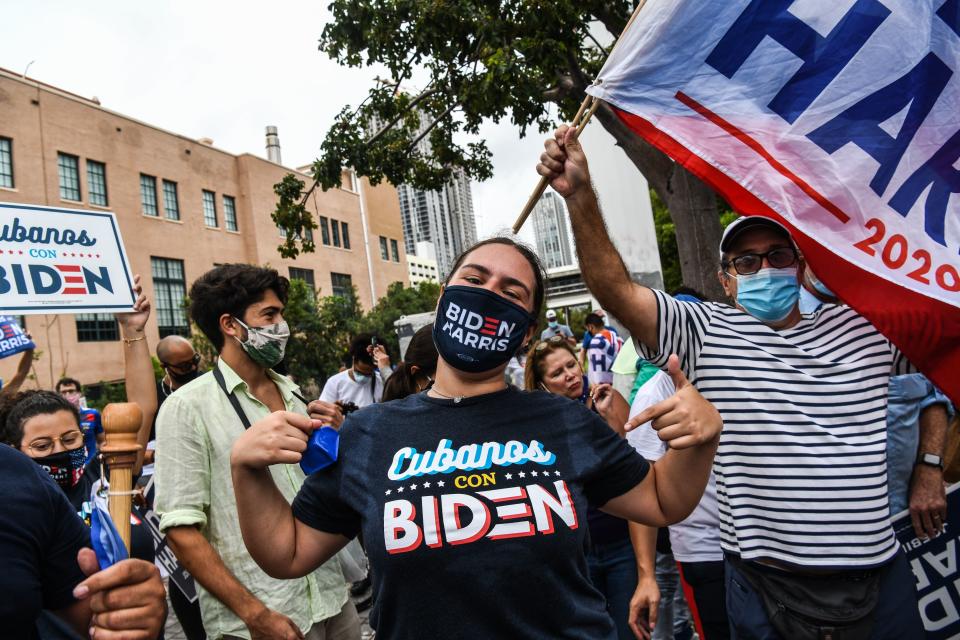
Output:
[548, 320, 558, 328]
[433, 285, 535, 373]
[352, 370, 371, 385]
[734, 267, 799, 323]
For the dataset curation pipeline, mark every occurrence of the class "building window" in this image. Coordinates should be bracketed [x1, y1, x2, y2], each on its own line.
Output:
[75, 313, 119, 342]
[58, 153, 81, 201]
[162, 180, 180, 220]
[0, 137, 13, 188]
[341, 222, 350, 249]
[151, 257, 190, 337]
[87, 160, 108, 207]
[379, 236, 389, 260]
[390, 239, 400, 262]
[319, 217, 330, 245]
[289, 267, 316, 292]
[202, 190, 218, 227]
[224, 195, 238, 231]
[331, 272, 352, 298]
[331, 218, 341, 247]
[140, 174, 158, 216]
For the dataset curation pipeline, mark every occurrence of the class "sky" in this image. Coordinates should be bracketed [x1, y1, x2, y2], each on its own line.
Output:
[0, 0, 559, 243]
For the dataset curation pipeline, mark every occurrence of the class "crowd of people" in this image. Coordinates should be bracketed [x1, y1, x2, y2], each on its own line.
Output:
[0, 123, 956, 640]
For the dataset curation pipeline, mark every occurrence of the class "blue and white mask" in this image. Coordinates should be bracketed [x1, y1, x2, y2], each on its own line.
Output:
[735, 268, 800, 323]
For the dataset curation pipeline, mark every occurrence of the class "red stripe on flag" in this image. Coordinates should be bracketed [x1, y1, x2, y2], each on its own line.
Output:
[62, 288, 86, 294]
[610, 104, 960, 404]
[55, 265, 81, 272]
[64, 276, 84, 283]
[674, 91, 850, 224]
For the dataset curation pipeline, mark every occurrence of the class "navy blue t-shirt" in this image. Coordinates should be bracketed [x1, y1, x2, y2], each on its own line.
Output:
[292, 387, 649, 639]
[0, 446, 90, 639]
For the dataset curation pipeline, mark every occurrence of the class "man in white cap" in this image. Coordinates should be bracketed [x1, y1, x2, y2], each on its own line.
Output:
[540, 309, 575, 344]
[537, 124, 926, 639]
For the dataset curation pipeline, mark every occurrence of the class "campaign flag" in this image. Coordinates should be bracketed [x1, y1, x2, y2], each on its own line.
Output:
[0, 203, 136, 314]
[894, 483, 960, 637]
[0, 315, 33, 359]
[587, 0, 960, 402]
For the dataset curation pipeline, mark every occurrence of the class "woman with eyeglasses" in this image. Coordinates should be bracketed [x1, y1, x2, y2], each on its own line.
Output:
[230, 237, 722, 640]
[0, 278, 158, 564]
[524, 337, 642, 639]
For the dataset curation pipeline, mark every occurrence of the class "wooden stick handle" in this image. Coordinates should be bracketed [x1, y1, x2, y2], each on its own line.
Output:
[512, 95, 596, 234]
[511, 0, 650, 235]
[101, 402, 143, 553]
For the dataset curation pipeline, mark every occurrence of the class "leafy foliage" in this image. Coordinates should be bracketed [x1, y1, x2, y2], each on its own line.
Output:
[274, 0, 636, 257]
[652, 188, 737, 292]
[283, 278, 440, 388]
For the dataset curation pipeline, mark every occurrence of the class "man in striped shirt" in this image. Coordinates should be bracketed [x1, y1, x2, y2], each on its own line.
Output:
[537, 125, 926, 639]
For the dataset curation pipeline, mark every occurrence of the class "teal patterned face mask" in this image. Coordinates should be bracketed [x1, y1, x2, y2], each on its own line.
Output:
[233, 317, 290, 368]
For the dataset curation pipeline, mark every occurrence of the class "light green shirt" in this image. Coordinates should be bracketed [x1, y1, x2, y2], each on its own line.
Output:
[154, 359, 347, 640]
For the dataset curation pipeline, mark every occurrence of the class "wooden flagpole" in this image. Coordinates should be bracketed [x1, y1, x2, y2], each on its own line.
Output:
[512, 0, 650, 234]
[101, 402, 143, 552]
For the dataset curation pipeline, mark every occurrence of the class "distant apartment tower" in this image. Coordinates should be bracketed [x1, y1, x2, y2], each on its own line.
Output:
[374, 105, 477, 279]
[532, 191, 574, 269]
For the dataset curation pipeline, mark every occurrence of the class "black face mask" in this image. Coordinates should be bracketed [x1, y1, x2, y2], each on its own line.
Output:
[168, 368, 199, 386]
[34, 447, 86, 491]
[432, 285, 535, 374]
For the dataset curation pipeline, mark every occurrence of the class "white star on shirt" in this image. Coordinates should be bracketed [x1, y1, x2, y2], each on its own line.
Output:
[530, 470, 538, 477]
[518, 471, 526, 478]
[397, 486, 405, 493]
[385, 489, 392, 496]
[423, 481, 431, 488]
[437, 480, 445, 487]
[554, 470, 561, 476]
[505, 473, 513, 480]
[410, 484, 418, 490]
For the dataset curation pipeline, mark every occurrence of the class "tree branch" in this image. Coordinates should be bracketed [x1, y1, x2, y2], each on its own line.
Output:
[408, 102, 459, 151]
[591, 5, 628, 38]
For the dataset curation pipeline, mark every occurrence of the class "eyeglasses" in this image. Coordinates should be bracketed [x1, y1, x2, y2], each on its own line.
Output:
[25, 429, 84, 454]
[162, 353, 201, 373]
[534, 336, 567, 351]
[723, 247, 798, 275]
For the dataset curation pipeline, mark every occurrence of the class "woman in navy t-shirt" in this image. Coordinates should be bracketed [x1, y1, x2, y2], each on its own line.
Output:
[230, 237, 722, 640]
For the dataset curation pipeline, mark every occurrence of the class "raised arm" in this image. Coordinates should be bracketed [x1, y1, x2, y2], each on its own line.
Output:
[115, 274, 158, 474]
[0, 343, 35, 400]
[230, 411, 350, 579]
[536, 125, 660, 349]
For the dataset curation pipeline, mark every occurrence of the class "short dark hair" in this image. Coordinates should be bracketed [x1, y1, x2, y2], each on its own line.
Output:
[349, 333, 376, 366]
[584, 313, 603, 328]
[189, 264, 290, 352]
[55, 377, 82, 393]
[0, 390, 80, 447]
[445, 237, 546, 316]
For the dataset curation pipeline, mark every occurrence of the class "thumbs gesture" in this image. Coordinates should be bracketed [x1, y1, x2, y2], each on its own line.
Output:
[537, 124, 592, 198]
[625, 355, 722, 449]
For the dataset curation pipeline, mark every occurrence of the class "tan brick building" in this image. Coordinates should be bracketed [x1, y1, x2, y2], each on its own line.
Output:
[0, 67, 408, 389]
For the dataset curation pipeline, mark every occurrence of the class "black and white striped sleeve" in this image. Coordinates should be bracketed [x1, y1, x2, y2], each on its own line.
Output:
[635, 289, 713, 378]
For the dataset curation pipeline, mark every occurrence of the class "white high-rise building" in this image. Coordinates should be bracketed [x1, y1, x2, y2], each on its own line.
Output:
[375, 102, 477, 279]
[531, 192, 574, 269]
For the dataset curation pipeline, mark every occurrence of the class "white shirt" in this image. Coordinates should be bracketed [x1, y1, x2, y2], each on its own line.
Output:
[625, 370, 723, 563]
[320, 368, 384, 408]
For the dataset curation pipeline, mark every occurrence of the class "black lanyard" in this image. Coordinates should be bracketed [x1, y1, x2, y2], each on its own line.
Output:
[213, 367, 251, 430]
[213, 367, 311, 430]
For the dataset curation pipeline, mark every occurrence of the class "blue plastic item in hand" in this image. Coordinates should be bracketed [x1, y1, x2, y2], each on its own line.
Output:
[90, 502, 129, 570]
[300, 426, 340, 475]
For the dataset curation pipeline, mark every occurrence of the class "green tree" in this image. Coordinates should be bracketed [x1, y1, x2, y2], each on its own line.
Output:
[274, 1, 726, 299]
[652, 188, 738, 293]
[360, 280, 441, 359]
